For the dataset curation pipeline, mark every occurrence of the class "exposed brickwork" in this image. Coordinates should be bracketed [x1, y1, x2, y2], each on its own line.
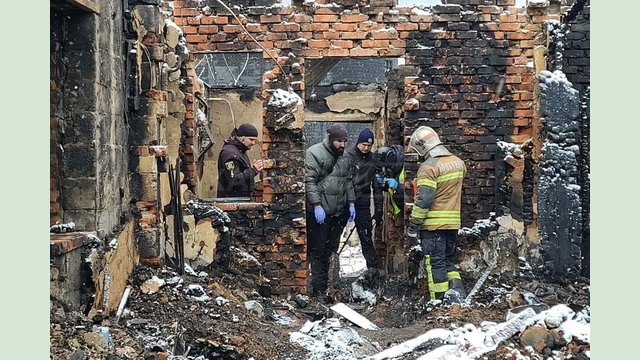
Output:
[171, 0, 578, 290]
[128, 2, 194, 262]
[562, 5, 589, 94]
[51, 1, 130, 233]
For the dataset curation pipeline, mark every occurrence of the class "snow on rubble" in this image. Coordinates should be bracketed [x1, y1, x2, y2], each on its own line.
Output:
[289, 304, 590, 360]
[267, 88, 303, 108]
[458, 213, 497, 237]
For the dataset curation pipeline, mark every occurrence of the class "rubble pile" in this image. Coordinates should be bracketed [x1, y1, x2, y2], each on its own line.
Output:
[51, 239, 589, 360]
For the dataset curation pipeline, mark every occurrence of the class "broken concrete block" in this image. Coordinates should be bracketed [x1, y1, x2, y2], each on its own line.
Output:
[164, 20, 181, 48]
[140, 276, 165, 294]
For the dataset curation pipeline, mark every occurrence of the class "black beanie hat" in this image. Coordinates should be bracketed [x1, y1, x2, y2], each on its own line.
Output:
[357, 128, 374, 144]
[236, 123, 258, 137]
[327, 123, 348, 142]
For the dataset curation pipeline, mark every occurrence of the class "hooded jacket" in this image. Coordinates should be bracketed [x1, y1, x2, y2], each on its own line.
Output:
[305, 137, 356, 216]
[217, 137, 258, 197]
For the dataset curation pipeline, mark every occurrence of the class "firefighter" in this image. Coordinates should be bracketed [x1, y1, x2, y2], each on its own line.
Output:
[407, 126, 467, 303]
[217, 123, 263, 198]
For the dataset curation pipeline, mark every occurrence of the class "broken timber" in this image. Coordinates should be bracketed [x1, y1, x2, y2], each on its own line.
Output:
[330, 303, 379, 330]
[464, 263, 496, 305]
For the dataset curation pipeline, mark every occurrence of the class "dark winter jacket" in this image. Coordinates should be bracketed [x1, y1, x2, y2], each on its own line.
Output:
[305, 138, 356, 216]
[217, 137, 258, 198]
[347, 146, 383, 211]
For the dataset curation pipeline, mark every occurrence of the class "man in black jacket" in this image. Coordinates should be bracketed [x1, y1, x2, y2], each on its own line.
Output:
[305, 123, 356, 297]
[217, 123, 263, 198]
[347, 128, 383, 269]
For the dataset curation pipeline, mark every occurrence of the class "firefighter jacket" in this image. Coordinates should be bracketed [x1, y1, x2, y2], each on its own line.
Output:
[217, 137, 258, 198]
[410, 154, 466, 230]
[305, 138, 356, 217]
[347, 146, 383, 210]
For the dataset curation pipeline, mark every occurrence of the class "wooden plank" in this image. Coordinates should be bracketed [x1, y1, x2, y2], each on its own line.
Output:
[65, 0, 100, 14]
[330, 302, 379, 330]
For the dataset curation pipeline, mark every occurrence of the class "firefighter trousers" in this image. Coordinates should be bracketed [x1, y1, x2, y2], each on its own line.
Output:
[420, 229, 462, 301]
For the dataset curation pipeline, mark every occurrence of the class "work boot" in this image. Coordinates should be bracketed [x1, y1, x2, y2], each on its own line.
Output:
[449, 278, 467, 299]
[443, 289, 463, 304]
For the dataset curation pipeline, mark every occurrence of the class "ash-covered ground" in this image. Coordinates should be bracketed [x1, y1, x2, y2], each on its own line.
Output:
[51, 239, 589, 360]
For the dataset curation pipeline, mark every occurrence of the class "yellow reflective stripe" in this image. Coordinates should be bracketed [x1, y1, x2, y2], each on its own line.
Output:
[412, 205, 429, 215]
[425, 255, 436, 301]
[427, 210, 460, 217]
[447, 271, 461, 280]
[430, 281, 449, 292]
[417, 179, 437, 188]
[411, 205, 429, 220]
[425, 255, 448, 300]
[424, 220, 461, 226]
[399, 168, 405, 182]
[437, 171, 464, 183]
[391, 197, 401, 215]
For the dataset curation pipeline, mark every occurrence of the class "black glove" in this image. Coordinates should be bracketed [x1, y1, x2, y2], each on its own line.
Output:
[374, 211, 383, 224]
[407, 222, 419, 239]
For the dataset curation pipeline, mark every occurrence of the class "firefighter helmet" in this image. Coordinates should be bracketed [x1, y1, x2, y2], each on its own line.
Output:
[408, 126, 442, 156]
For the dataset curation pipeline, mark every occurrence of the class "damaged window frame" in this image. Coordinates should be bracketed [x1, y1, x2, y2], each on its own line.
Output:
[192, 52, 268, 203]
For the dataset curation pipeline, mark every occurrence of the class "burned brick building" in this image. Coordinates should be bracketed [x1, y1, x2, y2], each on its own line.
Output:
[50, 0, 590, 315]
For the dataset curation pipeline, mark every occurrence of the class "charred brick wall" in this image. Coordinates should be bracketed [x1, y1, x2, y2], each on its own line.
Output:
[171, 0, 560, 290]
[562, 3, 589, 94]
[402, 0, 545, 225]
[50, 0, 130, 236]
[127, 2, 193, 263]
[51, 9, 65, 226]
[563, 1, 589, 277]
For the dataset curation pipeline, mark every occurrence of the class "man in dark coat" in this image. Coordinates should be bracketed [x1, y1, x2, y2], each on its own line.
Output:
[217, 123, 263, 198]
[347, 128, 383, 269]
[305, 123, 356, 297]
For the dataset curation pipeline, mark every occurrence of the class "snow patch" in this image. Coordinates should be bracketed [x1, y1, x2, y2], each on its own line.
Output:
[267, 89, 303, 108]
[290, 318, 368, 360]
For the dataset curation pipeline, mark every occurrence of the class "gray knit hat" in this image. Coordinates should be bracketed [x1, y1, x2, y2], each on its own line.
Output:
[327, 123, 348, 142]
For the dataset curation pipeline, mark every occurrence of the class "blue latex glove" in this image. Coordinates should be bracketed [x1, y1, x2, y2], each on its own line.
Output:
[375, 173, 384, 185]
[385, 178, 399, 190]
[348, 204, 356, 223]
[314, 206, 325, 224]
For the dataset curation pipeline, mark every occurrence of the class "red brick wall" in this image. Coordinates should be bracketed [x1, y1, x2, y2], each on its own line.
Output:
[172, 0, 563, 290]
